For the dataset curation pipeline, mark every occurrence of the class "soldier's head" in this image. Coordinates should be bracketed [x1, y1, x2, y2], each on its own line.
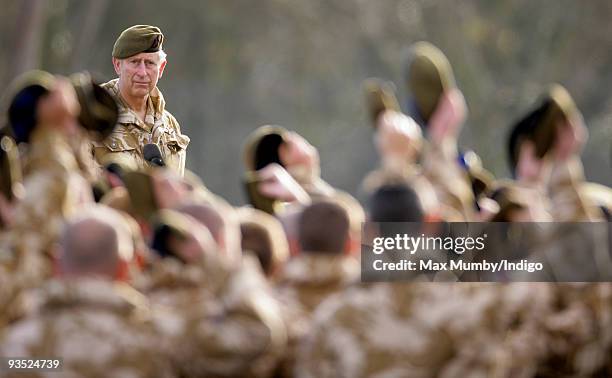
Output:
[152, 210, 217, 264]
[243, 125, 320, 182]
[176, 200, 242, 262]
[299, 200, 350, 255]
[369, 182, 424, 223]
[111, 25, 167, 100]
[238, 208, 289, 277]
[368, 182, 425, 239]
[58, 205, 133, 280]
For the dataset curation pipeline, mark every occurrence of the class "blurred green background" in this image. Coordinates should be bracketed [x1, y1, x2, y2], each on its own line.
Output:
[1, 0, 611, 204]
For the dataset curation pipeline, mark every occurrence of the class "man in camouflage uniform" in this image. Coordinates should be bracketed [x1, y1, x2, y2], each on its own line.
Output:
[140, 210, 287, 377]
[93, 25, 190, 176]
[0, 205, 175, 378]
[276, 201, 359, 313]
[505, 84, 609, 222]
[5, 71, 93, 281]
[404, 42, 477, 221]
[296, 281, 612, 377]
[274, 201, 360, 377]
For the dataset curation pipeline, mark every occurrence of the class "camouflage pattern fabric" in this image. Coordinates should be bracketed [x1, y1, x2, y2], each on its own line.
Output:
[0, 278, 176, 378]
[93, 79, 189, 176]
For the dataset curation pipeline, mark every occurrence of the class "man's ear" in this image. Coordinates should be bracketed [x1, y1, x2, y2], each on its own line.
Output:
[344, 235, 359, 256]
[112, 58, 122, 76]
[158, 60, 167, 79]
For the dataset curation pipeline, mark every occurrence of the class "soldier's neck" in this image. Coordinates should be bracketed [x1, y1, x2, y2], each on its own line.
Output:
[121, 91, 148, 123]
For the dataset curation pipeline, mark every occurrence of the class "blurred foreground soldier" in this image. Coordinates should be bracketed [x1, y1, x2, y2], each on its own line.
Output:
[277, 200, 359, 313]
[94, 25, 190, 176]
[0, 206, 175, 378]
[275, 200, 359, 377]
[6, 71, 93, 275]
[238, 207, 290, 278]
[243, 125, 360, 216]
[360, 107, 441, 218]
[508, 84, 608, 221]
[141, 210, 287, 377]
[404, 42, 476, 220]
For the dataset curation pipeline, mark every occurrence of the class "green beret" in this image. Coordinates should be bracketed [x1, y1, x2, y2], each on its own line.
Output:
[112, 25, 164, 59]
[405, 42, 456, 124]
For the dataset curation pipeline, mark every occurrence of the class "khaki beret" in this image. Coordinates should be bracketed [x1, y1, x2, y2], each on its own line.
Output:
[532, 84, 579, 159]
[112, 25, 164, 59]
[405, 42, 456, 124]
[122, 170, 158, 220]
[508, 84, 580, 173]
[7, 70, 56, 143]
[362, 78, 401, 126]
[242, 124, 288, 171]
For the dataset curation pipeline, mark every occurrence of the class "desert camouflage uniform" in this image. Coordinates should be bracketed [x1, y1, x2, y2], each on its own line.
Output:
[6, 127, 92, 282]
[0, 278, 175, 378]
[93, 79, 190, 176]
[273, 254, 359, 377]
[275, 254, 359, 314]
[138, 255, 286, 377]
[296, 281, 612, 377]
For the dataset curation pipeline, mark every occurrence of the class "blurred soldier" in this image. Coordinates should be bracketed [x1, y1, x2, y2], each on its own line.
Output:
[507, 84, 608, 221]
[542, 86, 609, 220]
[404, 42, 477, 220]
[176, 200, 243, 263]
[238, 207, 290, 278]
[0, 205, 175, 378]
[275, 200, 360, 377]
[360, 108, 442, 219]
[142, 210, 287, 377]
[276, 200, 359, 313]
[6, 71, 93, 276]
[501, 93, 558, 221]
[243, 125, 361, 218]
[243, 126, 331, 199]
[94, 25, 190, 176]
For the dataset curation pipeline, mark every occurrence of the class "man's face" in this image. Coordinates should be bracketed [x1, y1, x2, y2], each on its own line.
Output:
[113, 52, 166, 99]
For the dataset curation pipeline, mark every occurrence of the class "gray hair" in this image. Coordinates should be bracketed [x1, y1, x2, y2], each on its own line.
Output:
[158, 49, 167, 63]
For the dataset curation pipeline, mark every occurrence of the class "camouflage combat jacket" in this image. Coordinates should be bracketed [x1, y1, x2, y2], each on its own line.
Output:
[93, 79, 190, 176]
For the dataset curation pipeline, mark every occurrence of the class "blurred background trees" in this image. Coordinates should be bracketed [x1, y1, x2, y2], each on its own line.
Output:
[1, 0, 610, 204]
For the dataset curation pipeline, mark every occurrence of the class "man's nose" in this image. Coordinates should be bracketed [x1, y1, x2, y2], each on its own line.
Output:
[136, 61, 147, 76]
